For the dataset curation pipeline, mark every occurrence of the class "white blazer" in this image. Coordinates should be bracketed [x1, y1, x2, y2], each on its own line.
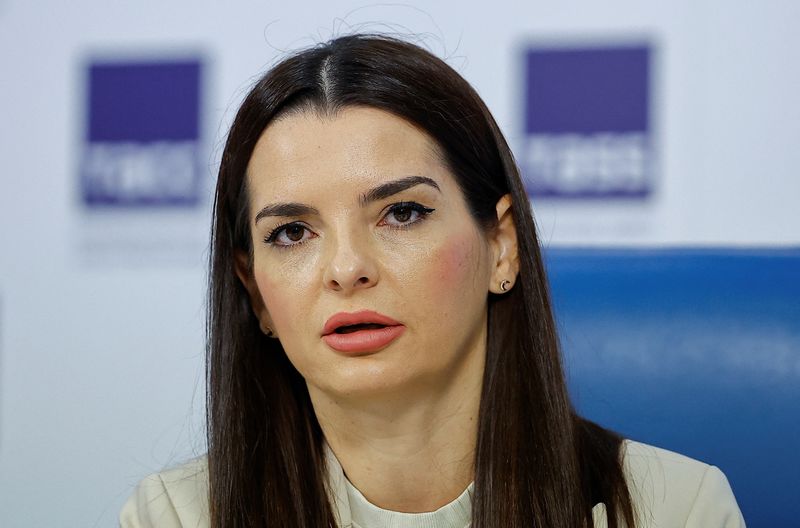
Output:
[119, 440, 745, 527]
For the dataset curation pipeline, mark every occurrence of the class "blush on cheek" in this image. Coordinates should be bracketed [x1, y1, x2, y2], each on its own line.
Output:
[430, 233, 482, 296]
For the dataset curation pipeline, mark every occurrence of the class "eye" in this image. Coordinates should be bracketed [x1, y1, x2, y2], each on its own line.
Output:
[264, 222, 316, 247]
[379, 202, 435, 228]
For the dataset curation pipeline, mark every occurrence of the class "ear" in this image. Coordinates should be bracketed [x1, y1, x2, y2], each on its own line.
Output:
[234, 250, 276, 336]
[487, 194, 520, 294]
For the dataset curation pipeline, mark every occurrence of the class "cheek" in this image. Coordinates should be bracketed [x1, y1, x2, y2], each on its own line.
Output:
[251, 245, 321, 307]
[252, 267, 305, 332]
[429, 232, 486, 298]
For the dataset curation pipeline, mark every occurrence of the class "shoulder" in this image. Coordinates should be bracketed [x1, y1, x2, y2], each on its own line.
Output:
[119, 455, 209, 528]
[617, 440, 745, 527]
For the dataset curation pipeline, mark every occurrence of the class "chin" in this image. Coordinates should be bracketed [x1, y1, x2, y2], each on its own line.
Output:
[312, 365, 417, 399]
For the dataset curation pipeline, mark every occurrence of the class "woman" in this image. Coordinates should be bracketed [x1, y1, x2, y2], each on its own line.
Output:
[121, 34, 744, 527]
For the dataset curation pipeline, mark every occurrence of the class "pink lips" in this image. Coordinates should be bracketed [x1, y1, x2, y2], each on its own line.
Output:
[321, 310, 405, 354]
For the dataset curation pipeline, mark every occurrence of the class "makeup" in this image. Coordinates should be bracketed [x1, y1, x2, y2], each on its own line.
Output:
[322, 310, 405, 354]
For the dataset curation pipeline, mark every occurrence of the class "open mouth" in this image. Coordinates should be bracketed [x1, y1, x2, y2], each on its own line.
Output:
[321, 311, 404, 353]
[334, 323, 388, 334]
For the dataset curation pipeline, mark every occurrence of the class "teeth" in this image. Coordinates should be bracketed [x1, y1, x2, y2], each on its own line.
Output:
[335, 323, 386, 334]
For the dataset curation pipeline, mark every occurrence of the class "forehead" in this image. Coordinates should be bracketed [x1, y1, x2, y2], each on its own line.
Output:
[245, 106, 448, 200]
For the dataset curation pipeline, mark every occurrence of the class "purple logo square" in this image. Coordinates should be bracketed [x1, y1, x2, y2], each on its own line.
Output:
[521, 45, 653, 198]
[81, 59, 203, 207]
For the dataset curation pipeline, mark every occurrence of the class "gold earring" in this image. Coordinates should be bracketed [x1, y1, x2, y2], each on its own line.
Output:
[500, 279, 512, 292]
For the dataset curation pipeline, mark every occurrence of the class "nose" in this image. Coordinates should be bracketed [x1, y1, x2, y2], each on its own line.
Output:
[322, 230, 379, 293]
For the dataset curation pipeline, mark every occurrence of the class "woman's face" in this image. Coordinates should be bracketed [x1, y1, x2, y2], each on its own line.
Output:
[237, 106, 517, 400]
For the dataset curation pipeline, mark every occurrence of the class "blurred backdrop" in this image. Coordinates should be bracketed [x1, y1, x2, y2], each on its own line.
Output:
[0, 1, 797, 526]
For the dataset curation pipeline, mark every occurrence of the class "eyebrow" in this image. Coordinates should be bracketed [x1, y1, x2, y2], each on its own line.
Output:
[358, 175, 441, 207]
[254, 175, 441, 223]
[254, 202, 318, 222]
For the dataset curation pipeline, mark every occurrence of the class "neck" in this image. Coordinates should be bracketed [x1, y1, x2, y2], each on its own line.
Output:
[309, 352, 484, 513]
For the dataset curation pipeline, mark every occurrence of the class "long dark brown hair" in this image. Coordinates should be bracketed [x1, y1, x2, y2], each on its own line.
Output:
[208, 33, 635, 527]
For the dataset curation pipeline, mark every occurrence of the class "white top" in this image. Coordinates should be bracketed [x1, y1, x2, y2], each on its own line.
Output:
[119, 440, 746, 527]
[344, 476, 473, 528]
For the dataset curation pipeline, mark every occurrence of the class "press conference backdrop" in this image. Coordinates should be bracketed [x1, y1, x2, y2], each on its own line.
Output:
[0, 2, 797, 527]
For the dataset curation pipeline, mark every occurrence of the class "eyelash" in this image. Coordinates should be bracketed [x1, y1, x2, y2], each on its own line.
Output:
[263, 202, 435, 249]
